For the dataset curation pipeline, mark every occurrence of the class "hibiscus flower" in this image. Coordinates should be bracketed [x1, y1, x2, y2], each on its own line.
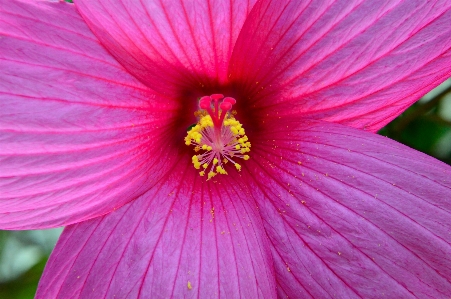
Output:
[1, 0, 451, 298]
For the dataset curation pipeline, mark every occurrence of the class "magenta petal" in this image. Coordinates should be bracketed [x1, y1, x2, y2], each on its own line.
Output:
[246, 118, 451, 298]
[75, 0, 257, 96]
[0, 1, 178, 229]
[231, 0, 451, 132]
[36, 165, 276, 298]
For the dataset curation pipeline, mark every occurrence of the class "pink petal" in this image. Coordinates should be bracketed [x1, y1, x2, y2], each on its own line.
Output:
[36, 163, 276, 298]
[230, 0, 451, 132]
[0, 1, 179, 229]
[75, 0, 257, 97]
[245, 118, 451, 298]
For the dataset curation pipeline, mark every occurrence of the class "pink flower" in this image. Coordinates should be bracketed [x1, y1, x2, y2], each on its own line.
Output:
[1, 0, 451, 297]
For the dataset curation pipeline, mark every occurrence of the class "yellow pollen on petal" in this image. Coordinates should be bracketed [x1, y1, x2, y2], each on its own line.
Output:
[185, 94, 251, 180]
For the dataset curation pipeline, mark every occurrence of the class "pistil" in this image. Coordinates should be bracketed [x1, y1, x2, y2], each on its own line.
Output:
[185, 94, 251, 180]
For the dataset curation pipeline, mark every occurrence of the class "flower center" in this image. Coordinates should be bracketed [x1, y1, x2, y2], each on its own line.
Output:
[185, 94, 251, 180]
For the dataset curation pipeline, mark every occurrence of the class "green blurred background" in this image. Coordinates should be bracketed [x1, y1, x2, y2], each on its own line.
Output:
[379, 79, 451, 165]
[1, 78, 450, 298]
